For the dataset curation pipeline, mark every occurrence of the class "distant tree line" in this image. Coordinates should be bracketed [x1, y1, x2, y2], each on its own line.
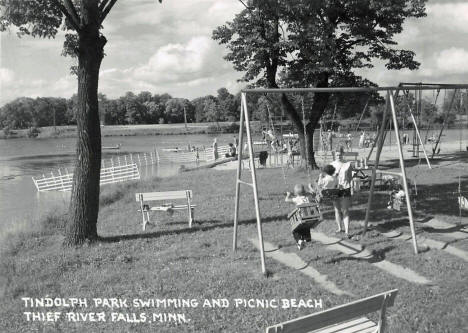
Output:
[2, 88, 465, 132]
[0, 87, 240, 130]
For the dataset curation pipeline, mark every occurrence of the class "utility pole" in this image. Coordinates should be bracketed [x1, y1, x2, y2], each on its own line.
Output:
[183, 104, 187, 129]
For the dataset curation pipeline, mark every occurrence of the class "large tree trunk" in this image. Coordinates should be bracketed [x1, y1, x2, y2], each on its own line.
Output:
[64, 1, 106, 246]
[278, 73, 330, 169]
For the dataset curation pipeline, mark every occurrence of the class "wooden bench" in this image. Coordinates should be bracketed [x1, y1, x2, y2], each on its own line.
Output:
[135, 190, 195, 230]
[265, 289, 398, 333]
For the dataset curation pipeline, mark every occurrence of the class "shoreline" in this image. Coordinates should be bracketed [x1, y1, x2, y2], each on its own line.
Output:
[0, 122, 244, 140]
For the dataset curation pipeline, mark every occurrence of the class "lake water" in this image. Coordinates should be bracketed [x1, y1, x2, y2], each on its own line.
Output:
[0, 133, 236, 235]
[0, 128, 466, 236]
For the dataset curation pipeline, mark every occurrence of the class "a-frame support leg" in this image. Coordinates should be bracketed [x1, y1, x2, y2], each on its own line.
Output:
[363, 92, 391, 234]
[364, 90, 419, 254]
[389, 92, 419, 254]
[233, 92, 267, 275]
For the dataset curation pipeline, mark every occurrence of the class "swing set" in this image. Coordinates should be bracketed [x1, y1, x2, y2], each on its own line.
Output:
[233, 84, 468, 275]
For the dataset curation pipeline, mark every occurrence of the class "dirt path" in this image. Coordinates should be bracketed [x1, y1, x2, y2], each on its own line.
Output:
[248, 238, 353, 297]
[373, 226, 468, 262]
[309, 231, 433, 285]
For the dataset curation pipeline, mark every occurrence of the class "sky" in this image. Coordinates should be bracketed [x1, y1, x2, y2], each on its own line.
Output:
[1, 0, 468, 106]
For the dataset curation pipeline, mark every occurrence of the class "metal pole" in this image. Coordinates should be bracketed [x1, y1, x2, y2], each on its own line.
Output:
[233, 95, 246, 251]
[243, 92, 267, 275]
[389, 93, 419, 254]
[432, 89, 458, 158]
[363, 91, 391, 233]
[409, 110, 431, 169]
[403, 91, 432, 168]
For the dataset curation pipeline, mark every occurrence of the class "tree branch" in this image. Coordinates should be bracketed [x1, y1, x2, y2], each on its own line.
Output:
[99, 0, 111, 12]
[63, 0, 81, 26]
[100, 0, 118, 24]
[50, 0, 81, 31]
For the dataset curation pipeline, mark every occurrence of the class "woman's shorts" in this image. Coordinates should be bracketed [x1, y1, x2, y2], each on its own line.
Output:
[338, 188, 351, 198]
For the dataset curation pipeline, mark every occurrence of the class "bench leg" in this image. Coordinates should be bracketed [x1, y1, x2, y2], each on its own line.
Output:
[143, 210, 151, 231]
[376, 294, 389, 333]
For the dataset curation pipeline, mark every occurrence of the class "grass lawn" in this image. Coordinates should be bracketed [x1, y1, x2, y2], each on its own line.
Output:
[0, 162, 467, 332]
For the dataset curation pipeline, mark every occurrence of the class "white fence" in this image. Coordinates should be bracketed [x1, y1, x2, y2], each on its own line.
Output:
[32, 163, 140, 192]
[156, 145, 230, 164]
[102, 151, 157, 168]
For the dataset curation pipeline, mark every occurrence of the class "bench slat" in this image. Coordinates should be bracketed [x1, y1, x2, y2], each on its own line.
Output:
[313, 317, 376, 333]
[149, 205, 196, 211]
[266, 289, 397, 333]
[136, 190, 192, 201]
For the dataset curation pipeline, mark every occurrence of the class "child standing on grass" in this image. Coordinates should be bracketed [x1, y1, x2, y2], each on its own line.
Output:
[285, 184, 313, 250]
[317, 164, 338, 190]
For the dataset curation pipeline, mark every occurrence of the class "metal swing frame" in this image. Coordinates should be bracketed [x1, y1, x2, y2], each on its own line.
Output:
[233, 84, 468, 274]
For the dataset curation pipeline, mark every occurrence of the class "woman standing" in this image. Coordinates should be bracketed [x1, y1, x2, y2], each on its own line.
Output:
[212, 138, 219, 160]
[330, 147, 354, 237]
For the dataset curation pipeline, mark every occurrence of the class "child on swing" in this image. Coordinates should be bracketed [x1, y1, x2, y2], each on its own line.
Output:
[285, 184, 314, 250]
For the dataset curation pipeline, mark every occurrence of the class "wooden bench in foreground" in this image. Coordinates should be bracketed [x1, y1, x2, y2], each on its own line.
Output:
[136, 190, 195, 230]
[266, 289, 398, 333]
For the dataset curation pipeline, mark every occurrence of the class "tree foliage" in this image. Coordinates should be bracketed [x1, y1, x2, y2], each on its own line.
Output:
[0, 88, 243, 129]
[0, 0, 163, 246]
[213, 0, 427, 167]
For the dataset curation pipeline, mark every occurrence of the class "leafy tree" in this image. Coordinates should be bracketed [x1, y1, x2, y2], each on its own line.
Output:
[0, 97, 34, 129]
[0, 0, 163, 245]
[143, 101, 164, 124]
[203, 98, 222, 128]
[213, 0, 426, 167]
[164, 98, 193, 124]
[216, 88, 238, 121]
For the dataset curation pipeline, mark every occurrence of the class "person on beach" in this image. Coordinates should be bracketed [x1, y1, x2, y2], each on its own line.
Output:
[285, 184, 313, 250]
[286, 139, 294, 168]
[330, 147, 354, 237]
[402, 133, 409, 145]
[359, 131, 366, 148]
[345, 131, 353, 151]
[225, 143, 237, 158]
[212, 138, 218, 160]
[327, 130, 334, 151]
[263, 128, 278, 152]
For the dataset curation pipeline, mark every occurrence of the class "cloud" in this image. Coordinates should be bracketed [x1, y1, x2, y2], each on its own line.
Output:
[435, 47, 468, 74]
[98, 35, 240, 98]
[0, 70, 76, 104]
[0, 67, 15, 83]
[134, 36, 215, 82]
[427, 2, 468, 33]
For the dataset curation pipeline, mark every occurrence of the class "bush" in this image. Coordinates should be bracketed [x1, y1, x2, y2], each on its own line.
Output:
[3, 125, 12, 137]
[27, 127, 41, 138]
[226, 122, 239, 133]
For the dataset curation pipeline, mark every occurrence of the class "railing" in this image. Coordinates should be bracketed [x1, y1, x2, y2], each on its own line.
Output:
[32, 163, 140, 192]
[156, 145, 230, 164]
[102, 152, 157, 168]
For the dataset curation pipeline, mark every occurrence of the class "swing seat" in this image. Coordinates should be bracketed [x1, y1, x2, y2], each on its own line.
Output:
[288, 203, 323, 233]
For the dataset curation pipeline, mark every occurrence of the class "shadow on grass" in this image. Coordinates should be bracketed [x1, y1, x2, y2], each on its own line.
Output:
[324, 245, 396, 264]
[99, 215, 285, 243]
[376, 151, 468, 169]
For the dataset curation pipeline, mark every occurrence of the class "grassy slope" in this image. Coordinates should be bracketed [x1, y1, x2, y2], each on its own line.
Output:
[0, 164, 467, 332]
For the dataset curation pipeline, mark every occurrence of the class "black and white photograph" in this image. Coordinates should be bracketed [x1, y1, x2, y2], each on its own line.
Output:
[0, 0, 467, 332]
